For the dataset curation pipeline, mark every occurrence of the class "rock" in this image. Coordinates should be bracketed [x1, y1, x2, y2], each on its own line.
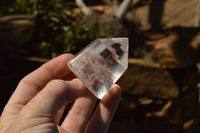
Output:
[0, 15, 35, 50]
[190, 32, 200, 62]
[149, 30, 200, 68]
[134, 0, 199, 28]
[151, 34, 179, 68]
[118, 58, 179, 99]
[85, 13, 129, 38]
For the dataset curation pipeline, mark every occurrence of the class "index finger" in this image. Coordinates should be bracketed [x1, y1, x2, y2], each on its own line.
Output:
[7, 54, 74, 107]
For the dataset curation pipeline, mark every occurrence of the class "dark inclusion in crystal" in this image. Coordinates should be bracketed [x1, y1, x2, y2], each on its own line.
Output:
[100, 43, 124, 72]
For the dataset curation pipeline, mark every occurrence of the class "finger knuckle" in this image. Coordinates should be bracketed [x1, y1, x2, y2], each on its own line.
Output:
[47, 79, 66, 88]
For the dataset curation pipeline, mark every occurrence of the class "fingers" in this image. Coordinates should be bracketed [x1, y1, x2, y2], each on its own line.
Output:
[55, 103, 67, 124]
[6, 79, 85, 132]
[61, 89, 97, 133]
[24, 79, 85, 115]
[84, 84, 121, 133]
[6, 54, 74, 107]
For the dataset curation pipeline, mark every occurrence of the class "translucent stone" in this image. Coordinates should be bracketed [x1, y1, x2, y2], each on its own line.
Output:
[68, 38, 129, 99]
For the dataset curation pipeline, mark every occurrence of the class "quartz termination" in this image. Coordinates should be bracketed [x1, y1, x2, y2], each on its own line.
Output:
[68, 38, 129, 99]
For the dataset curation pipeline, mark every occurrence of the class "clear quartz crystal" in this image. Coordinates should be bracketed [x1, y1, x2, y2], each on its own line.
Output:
[68, 38, 129, 99]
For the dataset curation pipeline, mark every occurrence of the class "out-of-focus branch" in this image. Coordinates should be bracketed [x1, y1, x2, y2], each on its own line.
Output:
[114, 0, 133, 21]
[195, 0, 200, 27]
[75, 0, 93, 16]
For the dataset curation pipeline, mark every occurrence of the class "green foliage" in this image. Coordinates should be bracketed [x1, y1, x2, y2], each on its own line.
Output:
[0, 0, 105, 58]
[38, 11, 106, 57]
[40, 18, 96, 57]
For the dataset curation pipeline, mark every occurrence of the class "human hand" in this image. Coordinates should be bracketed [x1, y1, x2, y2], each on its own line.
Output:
[0, 54, 121, 133]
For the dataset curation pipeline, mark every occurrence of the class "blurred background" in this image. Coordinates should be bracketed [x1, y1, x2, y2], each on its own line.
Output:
[0, 0, 200, 132]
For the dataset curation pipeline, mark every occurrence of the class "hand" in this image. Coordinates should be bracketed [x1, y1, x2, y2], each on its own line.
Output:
[0, 54, 121, 133]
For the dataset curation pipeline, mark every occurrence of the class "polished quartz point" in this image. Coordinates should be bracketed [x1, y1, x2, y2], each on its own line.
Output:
[68, 38, 129, 99]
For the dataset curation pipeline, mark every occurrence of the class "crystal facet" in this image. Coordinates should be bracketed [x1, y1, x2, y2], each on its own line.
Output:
[68, 38, 129, 99]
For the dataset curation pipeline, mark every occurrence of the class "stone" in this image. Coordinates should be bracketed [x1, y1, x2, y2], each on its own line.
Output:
[68, 38, 129, 99]
[0, 15, 35, 50]
[118, 58, 179, 99]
